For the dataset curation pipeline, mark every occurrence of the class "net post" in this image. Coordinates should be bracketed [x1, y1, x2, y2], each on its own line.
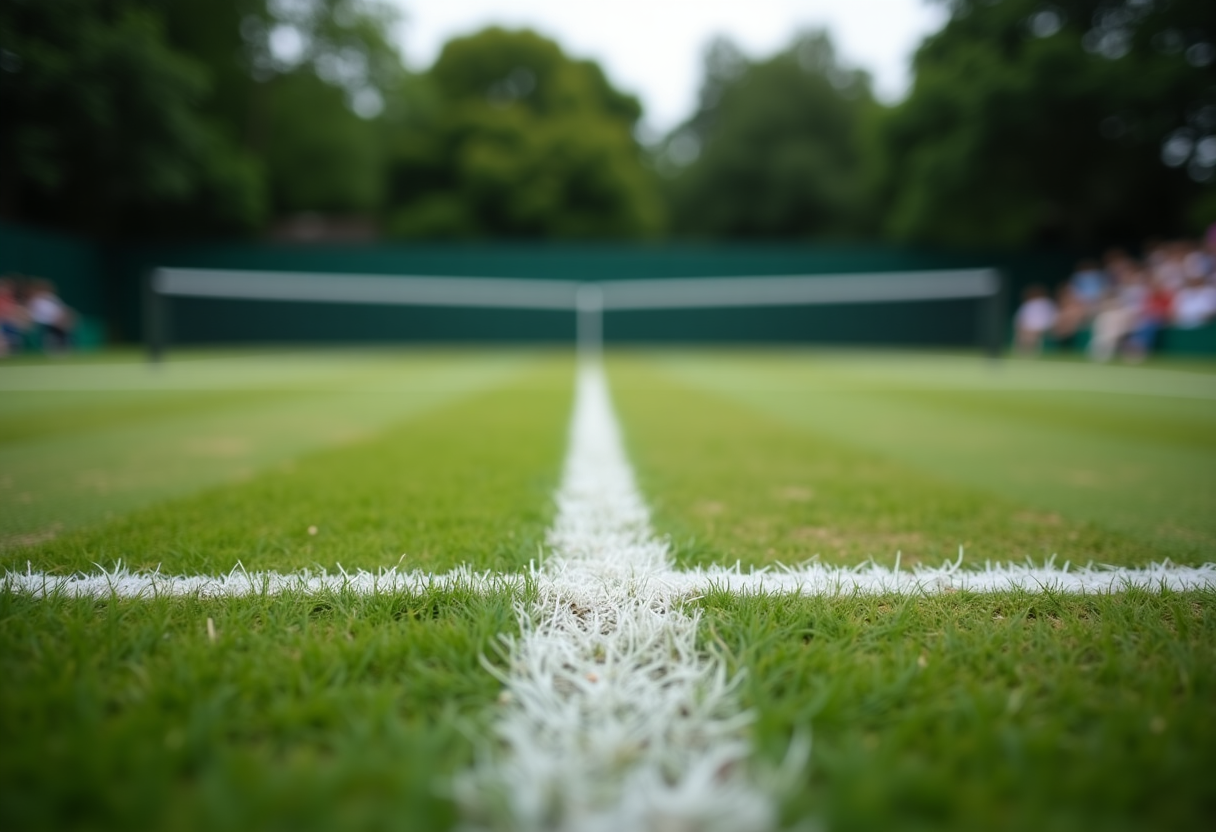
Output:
[981, 268, 1007, 360]
[145, 269, 168, 363]
[576, 283, 604, 362]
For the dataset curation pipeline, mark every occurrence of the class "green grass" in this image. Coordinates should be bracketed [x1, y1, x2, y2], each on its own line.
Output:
[2, 350, 572, 573]
[1, 348, 570, 832]
[3, 347, 1215, 832]
[609, 351, 1216, 567]
[0, 349, 540, 546]
[607, 350, 1216, 831]
[702, 588, 1216, 832]
[0, 585, 525, 832]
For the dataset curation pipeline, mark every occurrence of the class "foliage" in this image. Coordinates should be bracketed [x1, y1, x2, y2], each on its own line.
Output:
[6, 0, 1213, 245]
[261, 71, 384, 214]
[661, 32, 879, 239]
[880, 0, 1216, 247]
[385, 28, 664, 239]
[0, 0, 408, 236]
[0, 0, 265, 235]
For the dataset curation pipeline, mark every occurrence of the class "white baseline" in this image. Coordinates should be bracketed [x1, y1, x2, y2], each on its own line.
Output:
[8, 560, 1215, 600]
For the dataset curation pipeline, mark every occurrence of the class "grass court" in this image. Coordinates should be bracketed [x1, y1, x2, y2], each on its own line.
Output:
[2, 348, 1214, 831]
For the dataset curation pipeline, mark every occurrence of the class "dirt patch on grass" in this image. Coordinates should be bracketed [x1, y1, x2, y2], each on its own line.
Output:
[185, 436, 253, 458]
[1014, 510, 1064, 526]
[774, 486, 815, 502]
[0, 522, 63, 551]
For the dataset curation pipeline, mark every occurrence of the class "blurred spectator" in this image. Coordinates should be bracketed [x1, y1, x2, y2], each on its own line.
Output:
[1052, 284, 1089, 350]
[1015, 284, 1057, 354]
[1183, 241, 1213, 285]
[1102, 248, 1140, 293]
[0, 276, 31, 355]
[27, 280, 75, 351]
[1126, 272, 1174, 362]
[1173, 274, 1216, 329]
[1068, 258, 1108, 309]
[1040, 233, 1216, 361]
[1088, 288, 1135, 362]
[1150, 241, 1189, 292]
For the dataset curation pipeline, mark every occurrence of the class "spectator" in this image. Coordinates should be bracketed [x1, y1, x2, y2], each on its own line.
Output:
[1126, 270, 1174, 362]
[27, 279, 74, 351]
[0, 276, 30, 355]
[1052, 284, 1089, 350]
[1068, 258, 1108, 309]
[1155, 241, 1195, 293]
[1172, 274, 1216, 329]
[1183, 240, 1213, 284]
[1089, 287, 1136, 362]
[1015, 284, 1057, 354]
[1053, 233, 1215, 361]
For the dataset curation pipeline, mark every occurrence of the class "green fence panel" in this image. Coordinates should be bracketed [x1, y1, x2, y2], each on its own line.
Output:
[1159, 324, 1216, 355]
[3, 221, 1095, 348]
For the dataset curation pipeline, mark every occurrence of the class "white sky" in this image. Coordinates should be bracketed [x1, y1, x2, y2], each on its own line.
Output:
[392, 1, 948, 136]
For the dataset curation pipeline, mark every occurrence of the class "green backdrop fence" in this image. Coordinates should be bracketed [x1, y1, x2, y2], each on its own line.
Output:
[10, 219, 1210, 353]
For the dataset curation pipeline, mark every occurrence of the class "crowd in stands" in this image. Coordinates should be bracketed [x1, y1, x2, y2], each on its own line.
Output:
[1015, 227, 1216, 361]
[0, 275, 76, 356]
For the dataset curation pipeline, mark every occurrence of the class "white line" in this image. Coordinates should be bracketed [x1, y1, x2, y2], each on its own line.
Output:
[2, 564, 524, 598]
[156, 269, 580, 310]
[8, 560, 1215, 600]
[456, 361, 779, 831]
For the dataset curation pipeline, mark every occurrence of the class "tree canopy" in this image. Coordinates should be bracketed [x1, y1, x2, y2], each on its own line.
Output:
[3, 1, 1213, 246]
[0, 1, 258, 234]
[0, 0, 406, 236]
[879, 0, 1216, 247]
[385, 28, 663, 239]
[661, 32, 878, 239]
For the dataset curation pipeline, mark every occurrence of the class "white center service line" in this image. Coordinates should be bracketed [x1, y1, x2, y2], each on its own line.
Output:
[455, 361, 778, 831]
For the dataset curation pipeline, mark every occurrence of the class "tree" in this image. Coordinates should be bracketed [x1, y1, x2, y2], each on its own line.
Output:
[0, 0, 264, 235]
[262, 71, 384, 214]
[0, 0, 409, 237]
[149, 0, 410, 228]
[385, 28, 664, 239]
[660, 31, 879, 239]
[880, 0, 1216, 247]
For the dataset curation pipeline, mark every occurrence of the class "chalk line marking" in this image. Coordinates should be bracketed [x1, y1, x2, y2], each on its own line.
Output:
[5, 362, 1216, 830]
[454, 360, 780, 830]
[8, 559, 1215, 600]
